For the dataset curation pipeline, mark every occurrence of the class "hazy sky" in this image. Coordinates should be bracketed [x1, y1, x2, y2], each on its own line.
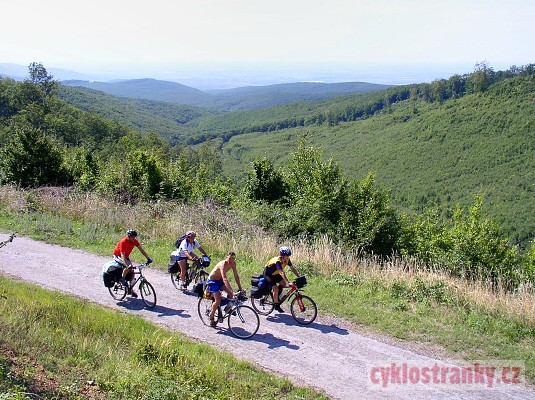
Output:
[1, 0, 534, 81]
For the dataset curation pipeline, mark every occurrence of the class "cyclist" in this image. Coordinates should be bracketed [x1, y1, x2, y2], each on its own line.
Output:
[205, 251, 244, 327]
[113, 228, 152, 298]
[263, 246, 300, 312]
[175, 230, 209, 289]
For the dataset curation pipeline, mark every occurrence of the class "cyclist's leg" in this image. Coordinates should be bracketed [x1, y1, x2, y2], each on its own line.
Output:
[178, 258, 188, 282]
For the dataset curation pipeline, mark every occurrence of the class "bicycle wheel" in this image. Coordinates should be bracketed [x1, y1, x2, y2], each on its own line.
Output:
[198, 297, 220, 326]
[170, 272, 181, 290]
[290, 294, 317, 325]
[250, 292, 274, 316]
[139, 280, 157, 309]
[108, 281, 127, 300]
[228, 305, 260, 339]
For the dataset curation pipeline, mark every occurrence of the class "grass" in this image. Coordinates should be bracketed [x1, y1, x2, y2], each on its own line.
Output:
[0, 185, 533, 388]
[0, 276, 325, 399]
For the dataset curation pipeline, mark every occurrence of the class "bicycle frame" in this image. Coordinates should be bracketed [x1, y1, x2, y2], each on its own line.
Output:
[0, 233, 15, 249]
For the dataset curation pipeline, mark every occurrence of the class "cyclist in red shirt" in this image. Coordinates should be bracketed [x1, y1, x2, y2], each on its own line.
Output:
[113, 228, 152, 297]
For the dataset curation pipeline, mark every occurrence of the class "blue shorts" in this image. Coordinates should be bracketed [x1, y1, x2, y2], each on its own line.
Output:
[206, 279, 224, 293]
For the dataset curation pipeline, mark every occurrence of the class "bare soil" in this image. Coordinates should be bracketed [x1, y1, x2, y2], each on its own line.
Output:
[0, 233, 532, 399]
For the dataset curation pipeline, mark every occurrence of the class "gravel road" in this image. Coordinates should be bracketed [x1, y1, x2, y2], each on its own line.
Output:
[0, 233, 532, 399]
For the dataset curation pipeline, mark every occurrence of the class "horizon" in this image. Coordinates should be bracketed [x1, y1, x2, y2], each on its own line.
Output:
[1, 0, 533, 90]
[0, 60, 507, 91]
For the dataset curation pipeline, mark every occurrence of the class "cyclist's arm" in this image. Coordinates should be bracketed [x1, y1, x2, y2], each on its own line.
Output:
[231, 266, 243, 292]
[221, 267, 234, 297]
[137, 245, 151, 262]
[120, 251, 132, 267]
[197, 245, 209, 257]
[289, 264, 300, 278]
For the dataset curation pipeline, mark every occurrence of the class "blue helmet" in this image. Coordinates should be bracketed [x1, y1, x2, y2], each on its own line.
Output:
[279, 246, 292, 256]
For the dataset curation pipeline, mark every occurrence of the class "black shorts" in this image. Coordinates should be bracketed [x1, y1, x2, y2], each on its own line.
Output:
[265, 274, 283, 285]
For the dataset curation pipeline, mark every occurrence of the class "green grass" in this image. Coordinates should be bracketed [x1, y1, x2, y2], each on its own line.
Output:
[0, 275, 326, 399]
[0, 195, 533, 386]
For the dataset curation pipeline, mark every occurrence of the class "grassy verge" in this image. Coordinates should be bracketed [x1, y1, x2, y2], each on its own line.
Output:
[0, 186, 533, 386]
[0, 275, 326, 399]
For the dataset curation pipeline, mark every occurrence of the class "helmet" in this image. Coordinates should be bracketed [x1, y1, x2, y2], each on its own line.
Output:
[279, 246, 292, 256]
[126, 228, 138, 237]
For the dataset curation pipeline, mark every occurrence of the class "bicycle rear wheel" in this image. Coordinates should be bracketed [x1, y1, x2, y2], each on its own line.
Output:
[198, 297, 221, 326]
[228, 305, 260, 339]
[139, 280, 157, 309]
[250, 292, 274, 315]
[290, 294, 317, 325]
[108, 281, 127, 300]
[170, 272, 181, 290]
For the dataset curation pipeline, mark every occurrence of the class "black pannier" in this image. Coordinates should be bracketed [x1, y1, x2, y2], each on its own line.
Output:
[168, 262, 179, 274]
[193, 281, 205, 297]
[294, 275, 307, 288]
[250, 286, 271, 299]
[102, 261, 123, 287]
[168, 253, 180, 273]
[250, 273, 263, 287]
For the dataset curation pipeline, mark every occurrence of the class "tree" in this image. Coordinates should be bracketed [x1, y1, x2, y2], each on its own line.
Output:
[26, 62, 57, 107]
[245, 157, 288, 203]
[0, 125, 65, 187]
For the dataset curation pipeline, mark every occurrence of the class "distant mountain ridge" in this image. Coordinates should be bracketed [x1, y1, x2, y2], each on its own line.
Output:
[61, 78, 392, 111]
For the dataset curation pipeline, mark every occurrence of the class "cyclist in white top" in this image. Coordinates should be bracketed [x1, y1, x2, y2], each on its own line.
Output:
[176, 231, 208, 289]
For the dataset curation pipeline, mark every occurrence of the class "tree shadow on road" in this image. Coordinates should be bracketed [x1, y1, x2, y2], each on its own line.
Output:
[265, 313, 349, 335]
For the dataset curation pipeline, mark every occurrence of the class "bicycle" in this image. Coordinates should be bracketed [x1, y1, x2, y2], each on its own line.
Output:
[0, 233, 15, 249]
[108, 262, 157, 309]
[198, 290, 260, 339]
[170, 256, 210, 290]
[250, 275, 317, 325]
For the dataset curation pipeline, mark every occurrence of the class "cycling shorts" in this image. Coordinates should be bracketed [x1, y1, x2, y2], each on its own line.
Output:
[206, 279, 225, 293]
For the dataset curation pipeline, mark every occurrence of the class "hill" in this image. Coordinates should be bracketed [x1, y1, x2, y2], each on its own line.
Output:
[61, 78, 391, 111]
[61, 78, 213, 104]
[219, 75, 535, 245]
[56, 85, 214, 144]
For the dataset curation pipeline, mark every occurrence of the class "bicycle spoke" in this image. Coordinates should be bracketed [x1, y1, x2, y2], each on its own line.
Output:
[228, 305, 259, 339]
[290, 294, 317, 325]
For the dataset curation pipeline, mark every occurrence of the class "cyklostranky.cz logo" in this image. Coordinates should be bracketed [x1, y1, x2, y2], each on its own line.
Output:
[367, 360, 525, 391]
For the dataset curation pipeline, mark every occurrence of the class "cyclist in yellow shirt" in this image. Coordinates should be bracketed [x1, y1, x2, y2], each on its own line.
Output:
[263, 246, 300, 312]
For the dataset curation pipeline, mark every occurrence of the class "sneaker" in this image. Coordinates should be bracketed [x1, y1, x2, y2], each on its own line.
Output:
[179, 280, 187, 290]
[130, 290, 138, 298]
[209, 319, 217, 328]
[274, 303, 284, 313]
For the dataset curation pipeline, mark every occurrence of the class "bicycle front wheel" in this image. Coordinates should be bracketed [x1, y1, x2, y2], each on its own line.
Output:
[139, 280, 157, 309]
[250, 292, 274, 315]
[108, 281, 127, 300]
[290, 294, 317, 325]
[228, 305, 260, 339]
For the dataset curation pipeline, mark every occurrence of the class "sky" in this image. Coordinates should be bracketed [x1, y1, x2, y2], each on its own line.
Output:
[1, 0, 534, 87]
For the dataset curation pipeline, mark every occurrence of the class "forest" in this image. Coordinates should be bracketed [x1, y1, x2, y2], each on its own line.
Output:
[0, 62, 534, 288]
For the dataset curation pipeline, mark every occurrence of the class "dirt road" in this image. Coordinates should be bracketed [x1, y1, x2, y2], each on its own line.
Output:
[0, 233, 532, 399]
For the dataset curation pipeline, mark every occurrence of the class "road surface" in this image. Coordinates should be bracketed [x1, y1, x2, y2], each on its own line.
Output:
[0, 233, 532, 399]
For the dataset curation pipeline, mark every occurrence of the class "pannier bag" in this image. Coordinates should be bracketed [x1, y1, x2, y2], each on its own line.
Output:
[250, 273, 263, 287]
[168, 251, 179, 273]
[250, 285, 271, 299]
[168, 262, 179, 274]
[294, 275, 307, 288]
[200, 255, 211, 268]
[193, 281, 205, 297]
[102, 261, 123, 287]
